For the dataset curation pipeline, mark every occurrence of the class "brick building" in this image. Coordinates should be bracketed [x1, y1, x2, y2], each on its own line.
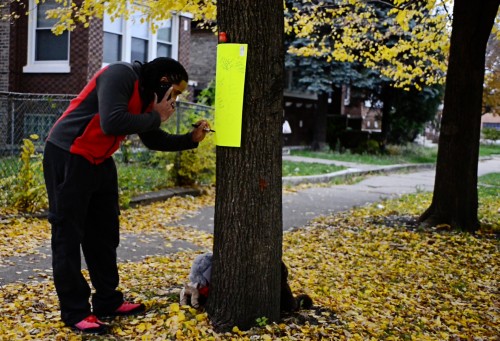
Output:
[0, 0, 195, 154]
[0, 4, 10, 92]
[2, 0, 192, 95]
[189, 24, 217, 98]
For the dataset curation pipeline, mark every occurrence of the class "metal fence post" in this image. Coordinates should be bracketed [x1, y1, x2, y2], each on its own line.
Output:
[174, 102, 182, 184]
[10, 95, 15, 152]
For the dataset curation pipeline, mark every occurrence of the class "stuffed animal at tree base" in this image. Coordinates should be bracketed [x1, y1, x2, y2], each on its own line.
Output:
[180, 253, 312, 312]
[180, 253, 212, 308]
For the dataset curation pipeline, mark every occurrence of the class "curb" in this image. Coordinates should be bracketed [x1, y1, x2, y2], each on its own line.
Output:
[129, 187, 202, 207]
[282, 163, 436, 186]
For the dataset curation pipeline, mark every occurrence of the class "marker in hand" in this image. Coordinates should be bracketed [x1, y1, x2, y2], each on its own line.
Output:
[192, 123, 215, 132]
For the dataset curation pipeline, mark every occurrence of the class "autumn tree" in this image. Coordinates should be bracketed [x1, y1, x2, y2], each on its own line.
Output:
[483, 31, 500, 115]
[288, 0, 500, 231]
[285, 0, 450, 90]
[284, 0, 444, 147]
[419, 0, 500, 231]
[285, 0, 446, 148]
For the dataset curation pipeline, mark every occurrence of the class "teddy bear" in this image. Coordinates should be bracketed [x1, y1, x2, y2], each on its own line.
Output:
[179, 252, 212, 308]
[179, 252, 312, 312]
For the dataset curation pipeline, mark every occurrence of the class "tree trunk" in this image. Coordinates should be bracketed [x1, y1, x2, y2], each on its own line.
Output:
[419, 0, 499, 232]
[206, 0, 284, 331]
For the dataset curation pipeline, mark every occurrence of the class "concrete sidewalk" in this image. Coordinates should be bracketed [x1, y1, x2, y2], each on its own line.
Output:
[1, 156, 498, 284]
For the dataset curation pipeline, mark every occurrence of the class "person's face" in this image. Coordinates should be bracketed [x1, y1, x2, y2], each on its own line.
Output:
[155, 76, 187, 102]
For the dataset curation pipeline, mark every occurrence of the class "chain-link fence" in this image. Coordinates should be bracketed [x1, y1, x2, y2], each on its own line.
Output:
[0, 91, 214, 178]
[0, 92, 73, 178]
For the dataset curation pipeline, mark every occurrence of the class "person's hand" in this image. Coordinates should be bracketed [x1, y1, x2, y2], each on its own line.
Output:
[191, 120, 211, 142]
[153, 86, 176, 122]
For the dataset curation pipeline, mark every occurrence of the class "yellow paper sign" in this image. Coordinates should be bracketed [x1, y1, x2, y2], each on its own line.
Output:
[214, 44, 248, 147]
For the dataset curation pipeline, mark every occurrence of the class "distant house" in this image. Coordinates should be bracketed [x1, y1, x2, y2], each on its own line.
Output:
[189, 23, 217, 99]
[481, 113, 500, 130]
[281, 82, 382, 148]
[341, 85, 382, 132]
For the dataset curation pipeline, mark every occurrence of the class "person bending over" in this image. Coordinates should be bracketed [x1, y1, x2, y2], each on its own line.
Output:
[43, 57, 211, 335]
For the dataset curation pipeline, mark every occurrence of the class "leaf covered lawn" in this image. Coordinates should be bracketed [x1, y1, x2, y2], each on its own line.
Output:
[0, 192, 498, 340]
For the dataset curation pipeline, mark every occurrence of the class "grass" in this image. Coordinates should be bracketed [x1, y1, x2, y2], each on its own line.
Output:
[291, 146, 437, 165]
[477, 172, 500, 232]
[117, 163, 175, 197]
[477, 172, 500, 197]
[291, 143, 500, 165]
[478, 172, 500, 185]
[282, 161, 345, 177]
[479, 143, 500, 157]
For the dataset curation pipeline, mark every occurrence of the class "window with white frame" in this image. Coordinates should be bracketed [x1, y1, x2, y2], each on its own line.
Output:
[130, 9, 149, 63]
[103, 16, 123, 63]
[102, 9, 179, 65]
[157, 19, 173, 58]
[23, 0, 70, 73]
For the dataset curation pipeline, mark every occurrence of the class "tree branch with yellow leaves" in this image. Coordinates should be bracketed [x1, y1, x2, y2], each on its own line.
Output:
[285, 0, 452, 89]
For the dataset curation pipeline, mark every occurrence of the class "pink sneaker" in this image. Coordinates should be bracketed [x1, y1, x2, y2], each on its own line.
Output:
[72, 315, 108, 334]
[96, 301, 146, 318]
[114, 301, 146, 316]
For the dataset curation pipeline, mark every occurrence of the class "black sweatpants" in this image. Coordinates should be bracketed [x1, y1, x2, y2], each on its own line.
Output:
[43, 142, 123, 325]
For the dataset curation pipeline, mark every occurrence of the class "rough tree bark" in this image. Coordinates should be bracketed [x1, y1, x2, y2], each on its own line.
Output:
[419, 0, 499, 232]
[205, 0, 284, 331]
